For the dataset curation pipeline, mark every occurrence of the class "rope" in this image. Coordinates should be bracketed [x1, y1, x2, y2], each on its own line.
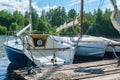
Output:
[110, 43, 120, 66]
[36, 50, 52, 62]
[75, 36, 82, 48]
[24, 36, 35, 62]
[111, 46, 119, 59]
[71, 26, 78, 35]
[50, 36, 58, 65]
[109, 42, 119, 59]
[19, 36, 35, 65]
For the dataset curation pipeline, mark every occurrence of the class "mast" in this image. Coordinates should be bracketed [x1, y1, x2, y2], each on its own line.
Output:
[75, 0, 84, 47]
[80, 0, 84, 37]
[29, 0, 32, 34]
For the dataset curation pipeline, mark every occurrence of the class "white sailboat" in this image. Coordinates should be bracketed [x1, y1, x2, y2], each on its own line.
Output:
[56, 0, 120, 58]
[4, 0, 120, 68]
[4, 0, 75, 68]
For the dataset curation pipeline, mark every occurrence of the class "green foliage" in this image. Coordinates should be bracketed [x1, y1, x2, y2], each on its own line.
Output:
[24, 11, 29, 26]
[31, 7, 39, 30]
[0, 7, 119, 37]
[12, 11, 24, 30]
[0, 25, 7, 34]
[68, 9, 77, 20]
[38, 12, 52, 34]
[10, 22, 17, 31]
[46, 7, 67, 27]
[84, 8, 119, 37]
[0, 10, 13, 30]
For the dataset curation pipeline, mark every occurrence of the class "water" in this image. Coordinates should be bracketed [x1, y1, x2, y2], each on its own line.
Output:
[0, 36, 13, 80]
[0, 58, 10, 80]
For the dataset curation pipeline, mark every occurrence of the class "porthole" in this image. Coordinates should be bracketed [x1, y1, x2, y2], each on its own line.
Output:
[37, 39, 42, 46]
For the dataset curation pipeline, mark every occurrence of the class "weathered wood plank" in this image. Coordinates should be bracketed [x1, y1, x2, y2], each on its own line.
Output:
[14, 59, 120, 80]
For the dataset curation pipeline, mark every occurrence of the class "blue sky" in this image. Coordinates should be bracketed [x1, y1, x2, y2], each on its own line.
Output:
[0, 0, 119, 15]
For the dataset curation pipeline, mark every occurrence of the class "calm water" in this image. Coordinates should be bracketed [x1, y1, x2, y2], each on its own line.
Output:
[0, 36, 14, 80]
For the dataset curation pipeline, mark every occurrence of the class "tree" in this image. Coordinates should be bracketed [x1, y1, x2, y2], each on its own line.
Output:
[59, 9, 78, 36]
[0, 25, 7, 34]
[24, 11, 29, 26]
[83, 12, 95, 35]
[10, 22, 17, 32]
[12, 11, 24, 30]
[0, 10, 12, 30]
[31, 8, 39, 30]
[68, 9, 77, 21]
[46, 7, 67, 27]
[37, 11, 52, 34]
[102, 9, 119, 37]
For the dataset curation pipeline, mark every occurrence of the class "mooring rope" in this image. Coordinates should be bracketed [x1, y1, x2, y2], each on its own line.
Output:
[112, 46, 119, 59]
[109, 42, 119, 59]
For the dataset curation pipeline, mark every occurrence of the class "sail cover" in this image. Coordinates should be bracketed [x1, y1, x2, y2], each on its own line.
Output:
[111, 10, 120, 33]
[110, 0, 120, 33]
[56, 16, 81, 32]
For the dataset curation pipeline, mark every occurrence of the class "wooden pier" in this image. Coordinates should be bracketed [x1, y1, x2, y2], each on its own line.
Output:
[13, 59, 120, 80]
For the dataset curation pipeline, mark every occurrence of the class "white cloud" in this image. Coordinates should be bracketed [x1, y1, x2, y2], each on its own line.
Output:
[0, 0, 58, 16]
[1, 0, 120, 16]
[43, 5, 57, 11]
[69, 0, 96, 6]
[69, 0, 80, 6]
[101, 0, 120, 12]
[0, 0, 29, 14]
[0, 0, 40, 15]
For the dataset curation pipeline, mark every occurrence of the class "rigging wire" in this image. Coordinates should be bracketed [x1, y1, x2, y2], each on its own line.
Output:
[69, 0, 81, 36]
[86, 0, 90, 13]
[98, 0, 104, 9]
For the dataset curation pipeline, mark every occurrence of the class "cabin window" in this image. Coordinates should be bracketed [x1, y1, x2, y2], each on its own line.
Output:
[33, 38, 46, 47]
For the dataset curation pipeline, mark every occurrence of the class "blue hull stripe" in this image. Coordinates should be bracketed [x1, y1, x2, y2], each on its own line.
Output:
[4, 44, 36, 68]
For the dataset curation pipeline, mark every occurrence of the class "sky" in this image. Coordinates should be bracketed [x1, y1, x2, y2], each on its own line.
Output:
[0, 0, 120, 15]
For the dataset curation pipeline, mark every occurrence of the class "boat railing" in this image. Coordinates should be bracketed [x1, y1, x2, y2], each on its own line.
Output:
[27, 47, 70, 51]
[5, 31, 16, 44]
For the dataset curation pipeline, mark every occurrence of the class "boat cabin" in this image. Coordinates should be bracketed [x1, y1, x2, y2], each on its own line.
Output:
[28, 34, 48, 48]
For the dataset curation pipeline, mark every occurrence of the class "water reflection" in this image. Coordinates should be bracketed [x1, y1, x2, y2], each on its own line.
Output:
[0, 36, 14, 80]
[0, 58, 10, 80]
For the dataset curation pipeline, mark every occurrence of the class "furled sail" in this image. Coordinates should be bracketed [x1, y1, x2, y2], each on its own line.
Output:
[56, 16, 81, 32]
[16, 24, 31, 36]
[110, 0, 120, 33]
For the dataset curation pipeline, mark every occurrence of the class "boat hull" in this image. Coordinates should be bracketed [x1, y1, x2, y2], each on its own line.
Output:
[104, 46, 120, 58]
[75, 43, 107, 57]
[4, 44, 36, 68]
[73, 55, 103, 63]
[104, 51, 120, 58]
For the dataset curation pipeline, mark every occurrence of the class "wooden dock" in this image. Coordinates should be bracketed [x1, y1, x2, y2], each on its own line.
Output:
[13, 59, 120, 80]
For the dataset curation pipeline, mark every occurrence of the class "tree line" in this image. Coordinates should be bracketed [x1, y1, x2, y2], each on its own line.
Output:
[0, 7, 119, 38]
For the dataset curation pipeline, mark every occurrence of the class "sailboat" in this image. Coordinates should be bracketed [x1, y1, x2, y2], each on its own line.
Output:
[57, 0, 120, 59]
[3, 0, 75, 68]
[4, 0, 120, 68]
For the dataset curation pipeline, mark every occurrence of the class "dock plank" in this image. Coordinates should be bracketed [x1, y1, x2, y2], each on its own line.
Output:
[14, 59, 120, 80]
